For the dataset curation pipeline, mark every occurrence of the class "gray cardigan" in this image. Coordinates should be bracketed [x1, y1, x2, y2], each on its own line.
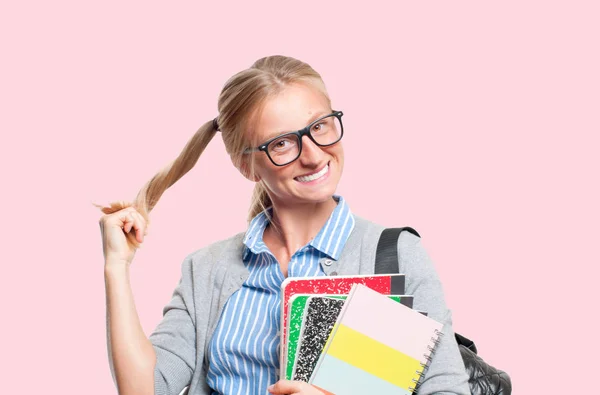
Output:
[149, 215, 471, 395]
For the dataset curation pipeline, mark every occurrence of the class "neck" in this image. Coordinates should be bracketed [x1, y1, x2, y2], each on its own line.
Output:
[265, 196, 338, 256]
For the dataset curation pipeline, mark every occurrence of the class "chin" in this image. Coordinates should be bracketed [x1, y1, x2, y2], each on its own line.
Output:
[294, 184, 339, 204]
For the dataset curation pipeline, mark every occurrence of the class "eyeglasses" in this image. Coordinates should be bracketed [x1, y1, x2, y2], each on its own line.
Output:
[244, 110, 344, 166]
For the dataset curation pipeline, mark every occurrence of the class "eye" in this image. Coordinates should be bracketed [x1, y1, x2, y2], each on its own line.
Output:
[269, 136, 297, 153]
[311, 118, 331, 134]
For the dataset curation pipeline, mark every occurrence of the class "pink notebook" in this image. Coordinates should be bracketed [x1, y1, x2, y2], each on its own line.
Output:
[309, 284, 443, 395]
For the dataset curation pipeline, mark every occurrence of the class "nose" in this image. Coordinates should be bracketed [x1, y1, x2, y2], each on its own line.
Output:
[298, 135, 325, 166]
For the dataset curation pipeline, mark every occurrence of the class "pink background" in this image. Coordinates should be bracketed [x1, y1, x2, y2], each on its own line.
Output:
[1, 1, 598, 393]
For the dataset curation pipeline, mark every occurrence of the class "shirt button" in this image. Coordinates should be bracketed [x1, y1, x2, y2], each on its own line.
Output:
[330, 271, 338, 276]
[323, 258, 333, 266]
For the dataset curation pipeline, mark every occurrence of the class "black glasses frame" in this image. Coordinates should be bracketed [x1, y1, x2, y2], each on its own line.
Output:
[244, 110, 344, 166]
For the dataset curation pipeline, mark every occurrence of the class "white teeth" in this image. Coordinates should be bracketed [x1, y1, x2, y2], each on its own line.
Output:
[296, 164, 329, 182]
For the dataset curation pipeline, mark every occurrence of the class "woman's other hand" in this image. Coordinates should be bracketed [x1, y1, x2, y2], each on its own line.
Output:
[98, 201, 149, 267]
[267, 380, 325, 395]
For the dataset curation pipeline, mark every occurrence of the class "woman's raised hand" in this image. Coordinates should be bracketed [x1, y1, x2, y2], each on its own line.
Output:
[267, 380, 325, 395]
[97, 201, 149, 267]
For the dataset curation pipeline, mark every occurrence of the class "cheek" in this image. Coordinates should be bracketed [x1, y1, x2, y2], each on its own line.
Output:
[328, 145, 344, 161]
[275, 167, 297, 182]
[252, 159, 270, 183]
[332, 148, 344, 173]
[258, 162, 293, 185]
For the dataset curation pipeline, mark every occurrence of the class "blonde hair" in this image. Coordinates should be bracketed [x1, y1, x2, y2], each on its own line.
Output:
[94, 55, 331, 244]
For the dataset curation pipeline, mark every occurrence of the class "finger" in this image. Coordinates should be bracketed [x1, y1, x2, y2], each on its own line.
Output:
[120, 211, 135, 234]
[121, 207, 141, 231]
[130, 211, 146, 242]
[267, 380, 302, 394]
[127, 212, 142, 241]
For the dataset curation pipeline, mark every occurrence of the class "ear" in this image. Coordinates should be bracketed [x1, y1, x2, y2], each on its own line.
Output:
[233, 155, 261, 182]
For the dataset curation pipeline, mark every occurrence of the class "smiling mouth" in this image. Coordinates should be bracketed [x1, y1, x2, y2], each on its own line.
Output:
[294, 162, 330, 183]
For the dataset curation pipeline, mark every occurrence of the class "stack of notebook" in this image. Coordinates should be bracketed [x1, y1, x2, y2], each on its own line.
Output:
[280, 275, 443, 394]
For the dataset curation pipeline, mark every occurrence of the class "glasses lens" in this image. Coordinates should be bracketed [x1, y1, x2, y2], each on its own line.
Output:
[267, 133, 300, 165]
[310, 114, 342, 146]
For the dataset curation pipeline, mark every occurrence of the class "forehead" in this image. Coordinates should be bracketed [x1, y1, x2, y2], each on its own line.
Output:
[252, 82, 331, 143]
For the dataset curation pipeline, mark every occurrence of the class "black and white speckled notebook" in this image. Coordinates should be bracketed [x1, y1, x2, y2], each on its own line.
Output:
[291, 296, 345, 383]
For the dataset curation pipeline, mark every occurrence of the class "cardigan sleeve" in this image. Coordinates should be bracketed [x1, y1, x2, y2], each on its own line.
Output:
[149, 255, 197, 395]
[397, 231, 470, 395]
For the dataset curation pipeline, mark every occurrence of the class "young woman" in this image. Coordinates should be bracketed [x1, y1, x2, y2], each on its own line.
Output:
[99, 55, 470, 395]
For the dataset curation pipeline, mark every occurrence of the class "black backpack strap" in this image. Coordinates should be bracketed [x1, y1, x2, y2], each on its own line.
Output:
[374, 227, 420, 274]
[375, 227, 480, 357]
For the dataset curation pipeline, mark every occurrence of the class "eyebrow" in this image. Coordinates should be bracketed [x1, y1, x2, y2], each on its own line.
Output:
[263, 110, 332, 142]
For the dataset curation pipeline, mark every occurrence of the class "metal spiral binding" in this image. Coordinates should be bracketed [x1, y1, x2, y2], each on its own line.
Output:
[407, 329, 444, 393]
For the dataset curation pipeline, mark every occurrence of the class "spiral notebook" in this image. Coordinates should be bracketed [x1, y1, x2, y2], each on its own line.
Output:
[284, 294, 415, 381]
[309, 284, 443, 395]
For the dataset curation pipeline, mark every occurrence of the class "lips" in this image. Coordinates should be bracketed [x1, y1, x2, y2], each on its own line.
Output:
[294, 162, 330, 183]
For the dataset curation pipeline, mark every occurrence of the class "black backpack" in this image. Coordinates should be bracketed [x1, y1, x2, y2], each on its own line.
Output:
[375, 228, 512, 395]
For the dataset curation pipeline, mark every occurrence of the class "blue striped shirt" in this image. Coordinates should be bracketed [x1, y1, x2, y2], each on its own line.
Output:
[206, 195, 355, 395]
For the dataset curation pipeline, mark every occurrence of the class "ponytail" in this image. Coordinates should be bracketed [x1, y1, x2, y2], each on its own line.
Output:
[94, 119, 218, 234]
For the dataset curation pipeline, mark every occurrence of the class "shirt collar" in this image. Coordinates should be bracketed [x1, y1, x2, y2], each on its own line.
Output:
[242, 208, 272, 260]
[242, 195, 356, 261]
